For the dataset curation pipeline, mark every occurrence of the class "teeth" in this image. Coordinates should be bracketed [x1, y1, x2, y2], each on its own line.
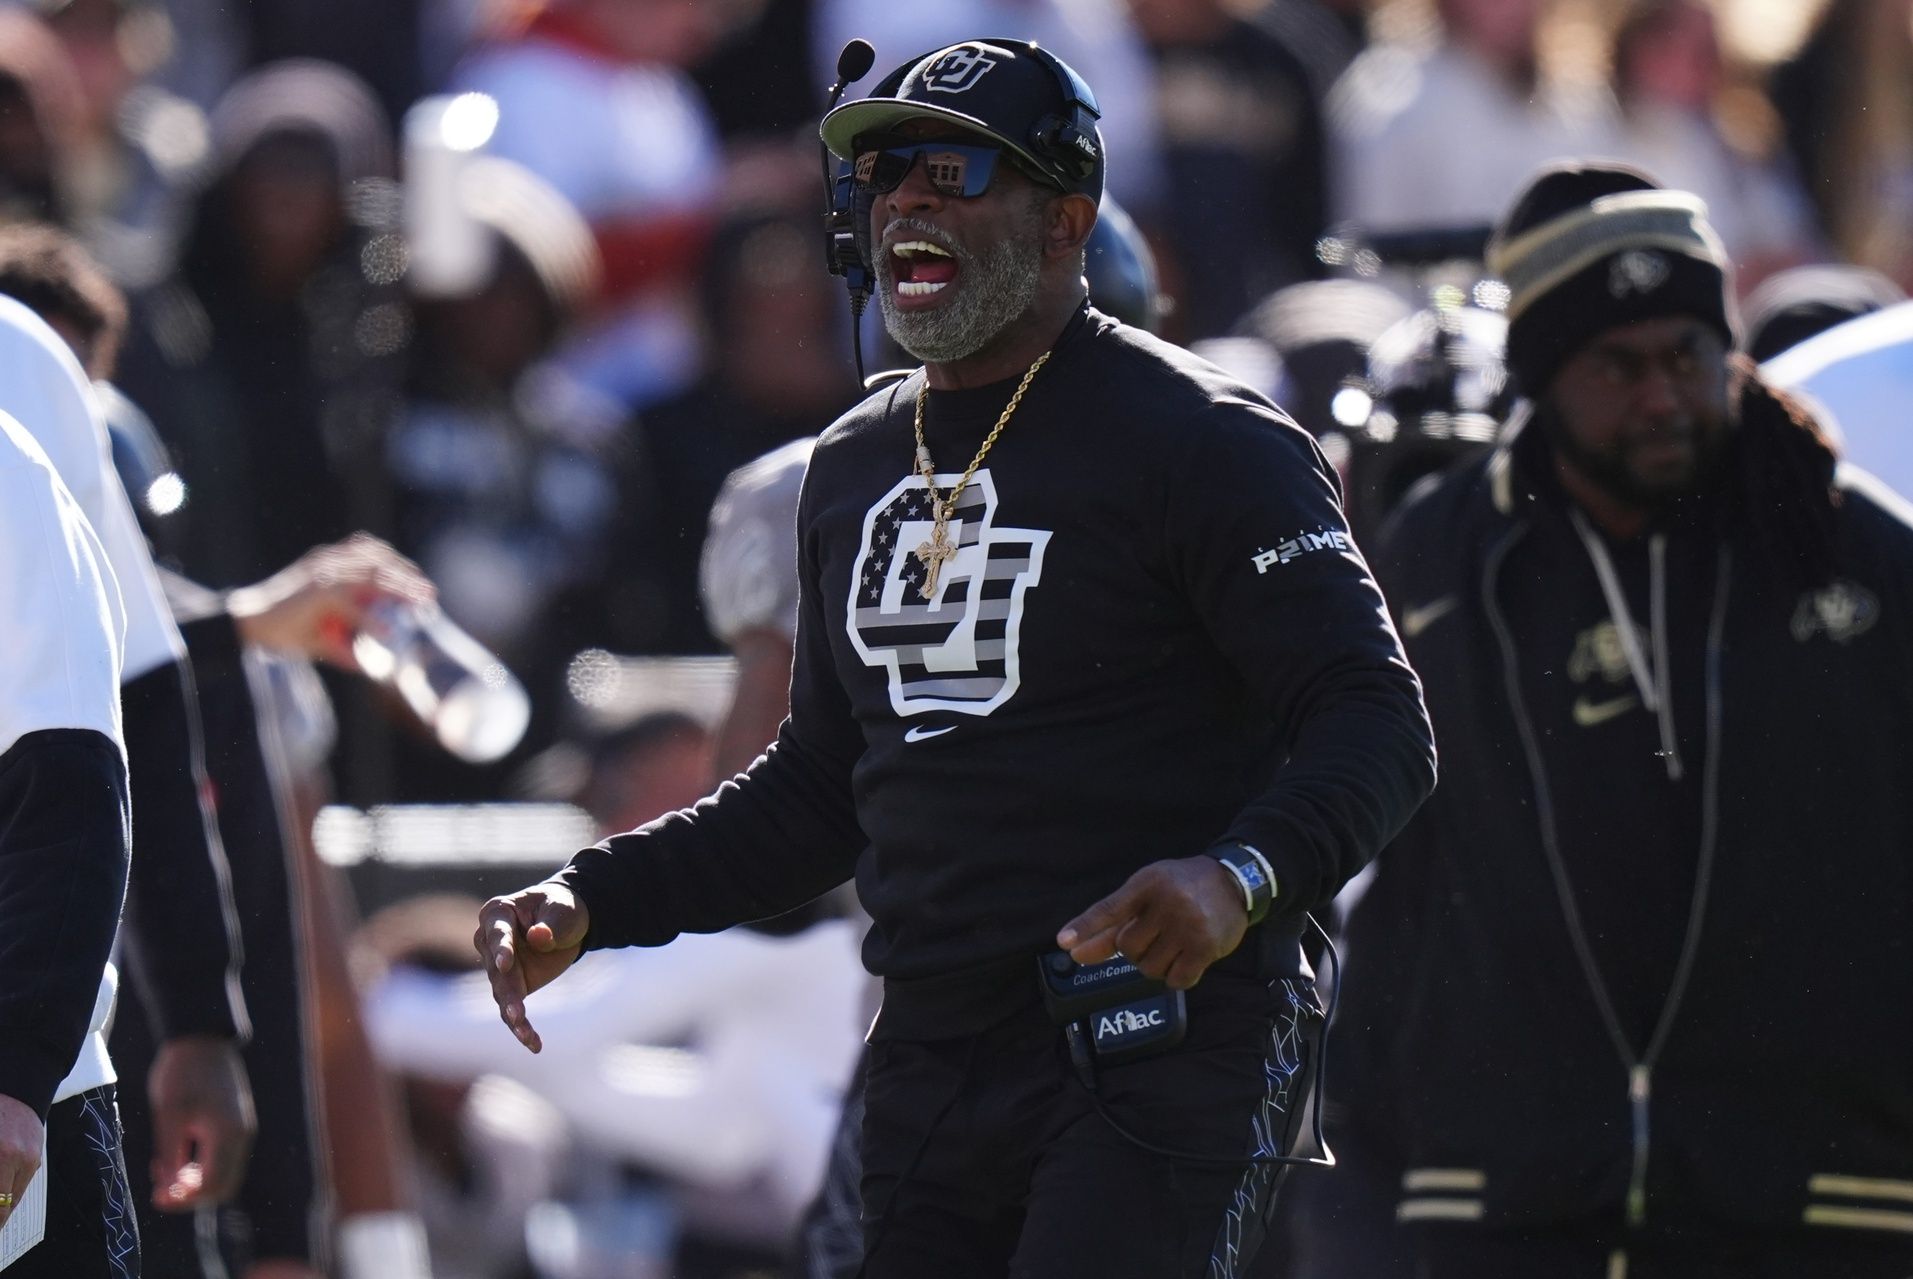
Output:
[898, 280, 949, 297]
[893, 240, 953, 259]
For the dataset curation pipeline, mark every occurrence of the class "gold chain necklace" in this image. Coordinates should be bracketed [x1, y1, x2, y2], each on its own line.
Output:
[910, 350, 1051, 600]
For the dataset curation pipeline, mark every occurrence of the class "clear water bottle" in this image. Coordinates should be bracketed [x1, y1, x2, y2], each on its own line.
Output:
[351, 600, 531, 764]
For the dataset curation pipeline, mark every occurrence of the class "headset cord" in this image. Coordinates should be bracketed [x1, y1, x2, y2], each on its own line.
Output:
[849, 286, 869, 387]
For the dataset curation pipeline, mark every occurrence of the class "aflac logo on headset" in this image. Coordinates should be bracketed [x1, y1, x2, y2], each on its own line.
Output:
[919, 44, 1008, 94]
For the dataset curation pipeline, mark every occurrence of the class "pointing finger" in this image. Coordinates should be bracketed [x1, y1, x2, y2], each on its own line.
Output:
[477, 919, 539, 1052]
[1058, 885, 1142, 963]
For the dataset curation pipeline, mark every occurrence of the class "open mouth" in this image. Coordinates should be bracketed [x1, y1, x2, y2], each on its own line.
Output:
[889, 239, 959, 298]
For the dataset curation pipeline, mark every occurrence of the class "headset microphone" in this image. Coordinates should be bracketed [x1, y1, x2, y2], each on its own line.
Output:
[821, 39, 876, 385]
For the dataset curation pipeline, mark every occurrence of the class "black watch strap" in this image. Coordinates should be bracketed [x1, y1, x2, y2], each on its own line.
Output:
[1210, 844, 1276, 926]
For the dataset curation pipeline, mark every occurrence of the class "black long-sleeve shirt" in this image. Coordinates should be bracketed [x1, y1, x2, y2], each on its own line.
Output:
[560, 307, 1434, 986]
[119, 656, 248, 1043]
[0, 730, 131, 1117]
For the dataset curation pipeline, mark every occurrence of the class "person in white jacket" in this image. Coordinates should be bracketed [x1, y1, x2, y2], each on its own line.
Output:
[0, 403, 135, 1276]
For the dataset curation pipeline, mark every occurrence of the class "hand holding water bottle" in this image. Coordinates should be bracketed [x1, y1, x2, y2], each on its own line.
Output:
[226, 534, 436, 669]
[227, 534, 529, 763]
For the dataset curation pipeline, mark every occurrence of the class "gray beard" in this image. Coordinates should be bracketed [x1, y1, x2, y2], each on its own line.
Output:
[875, 212, 1045, 364]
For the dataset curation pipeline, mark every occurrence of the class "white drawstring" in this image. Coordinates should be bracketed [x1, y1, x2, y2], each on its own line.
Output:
[1647, 536, 1683, 781]
[1568, 510, 1683, 780]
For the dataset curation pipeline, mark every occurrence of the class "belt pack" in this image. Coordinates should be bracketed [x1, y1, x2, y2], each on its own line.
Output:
[1038, 951, 1187, 1073]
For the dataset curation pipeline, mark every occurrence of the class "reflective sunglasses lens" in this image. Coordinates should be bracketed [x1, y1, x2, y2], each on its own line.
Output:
[852, 143, 1002, 197]
[855, 149, 911, 192]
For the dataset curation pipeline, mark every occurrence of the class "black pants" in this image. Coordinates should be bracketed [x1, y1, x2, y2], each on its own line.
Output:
[859, 972, 1317, 1279]
[1414, 1218, 1913, 1279]
[11, 1085, 140, 1279]
[791, 1043, 869, 1279]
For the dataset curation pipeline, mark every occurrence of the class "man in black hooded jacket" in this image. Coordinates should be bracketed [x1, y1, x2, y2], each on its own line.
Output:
[1329, 162, 1913, 1278]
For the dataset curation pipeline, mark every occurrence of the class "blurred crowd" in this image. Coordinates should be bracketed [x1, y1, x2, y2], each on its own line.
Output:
[2, 0, 1906, 808]
[1, 0, 1908, 1276]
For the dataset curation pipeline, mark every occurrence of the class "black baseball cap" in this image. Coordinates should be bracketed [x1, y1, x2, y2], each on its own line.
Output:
[820, 38, 1105, 202]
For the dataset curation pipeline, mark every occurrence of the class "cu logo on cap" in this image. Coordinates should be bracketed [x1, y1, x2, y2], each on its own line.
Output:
[921, 45, 1008, 94]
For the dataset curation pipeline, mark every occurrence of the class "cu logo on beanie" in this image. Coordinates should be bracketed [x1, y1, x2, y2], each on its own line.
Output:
[1609, 250, 1671, 299]
[921, 45, 1007, 94]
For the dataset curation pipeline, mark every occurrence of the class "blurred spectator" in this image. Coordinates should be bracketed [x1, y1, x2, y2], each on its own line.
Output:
[115, 58, 405, 589]
[1308, 0, 1368, 51]
[1609, 0, 1817, 285]
[621, 199, 855, 654]
[0, 7, 85, 224]
[31, 0, 218, 270]
[690, 0, 823, 140]
[811, 0, 1167, 216]
[356, 893, 575, 1279]
[580, 711, 716, 835]
[369, 916, 867, 1260]
[1771, 0, 1913, 291]
[140, 0, 246, 110]
[452, 0, 726, 411]
[1127, 0, 1333, 339]
[365, 703, 865, 1265]
[1262, 0, 1364, 86]
[385, 155, 618, 726]
[1742, 262, 1905, 363]
[231, 0, 429, 123]
[1331, 0, 1623, 234]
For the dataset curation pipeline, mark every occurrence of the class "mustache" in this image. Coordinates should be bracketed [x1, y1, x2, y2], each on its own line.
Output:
[878, 218, 971, 262]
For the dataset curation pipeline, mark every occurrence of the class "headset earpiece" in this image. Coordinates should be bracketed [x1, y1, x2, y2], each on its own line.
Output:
[1030, 112, 1099, 182]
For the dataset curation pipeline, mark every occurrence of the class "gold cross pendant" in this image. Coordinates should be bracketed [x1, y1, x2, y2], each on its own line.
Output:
[914, 521, 956, 600]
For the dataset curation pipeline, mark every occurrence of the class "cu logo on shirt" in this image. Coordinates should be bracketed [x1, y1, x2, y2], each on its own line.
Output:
[844, 469, 1049, 717]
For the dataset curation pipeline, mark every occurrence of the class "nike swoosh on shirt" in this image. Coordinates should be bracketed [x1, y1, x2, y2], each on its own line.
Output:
[904, 725, 956, 743]
[1572, 694, 1640, 728]
[1401, 596, 1461, 638]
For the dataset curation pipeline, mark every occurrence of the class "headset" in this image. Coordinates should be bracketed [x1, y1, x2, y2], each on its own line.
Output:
[818, 38, 1103, 386]
[819, 39, 877, 383]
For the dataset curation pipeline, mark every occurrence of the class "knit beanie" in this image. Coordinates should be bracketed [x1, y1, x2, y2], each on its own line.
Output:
[1487, 161, 1734, 396]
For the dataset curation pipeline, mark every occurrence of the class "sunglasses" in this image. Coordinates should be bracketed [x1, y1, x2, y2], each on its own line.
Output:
[851, 140, 1045, 199]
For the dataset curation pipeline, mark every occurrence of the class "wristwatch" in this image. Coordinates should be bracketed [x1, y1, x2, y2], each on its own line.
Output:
[1209, 844, 1276, 926]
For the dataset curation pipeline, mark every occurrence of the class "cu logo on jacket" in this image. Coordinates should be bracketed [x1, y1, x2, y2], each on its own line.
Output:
[1791, 580, 1880, 644]
[919, 46, 1008, 94]
[845, 469, 1049, 716]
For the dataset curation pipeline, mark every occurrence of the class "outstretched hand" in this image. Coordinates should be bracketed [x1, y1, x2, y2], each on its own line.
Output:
[474, 883, 590, 1053]
[1057, 855, 1249, 990]
[227, 533, 435, 669]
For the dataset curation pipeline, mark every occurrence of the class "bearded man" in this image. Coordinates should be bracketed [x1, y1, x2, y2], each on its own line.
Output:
[477, 38, 1434, 1279]
[1321, 162, 1913, 1279]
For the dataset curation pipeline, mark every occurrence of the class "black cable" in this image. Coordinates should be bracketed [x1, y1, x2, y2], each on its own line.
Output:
[849, 288, 869, 387]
